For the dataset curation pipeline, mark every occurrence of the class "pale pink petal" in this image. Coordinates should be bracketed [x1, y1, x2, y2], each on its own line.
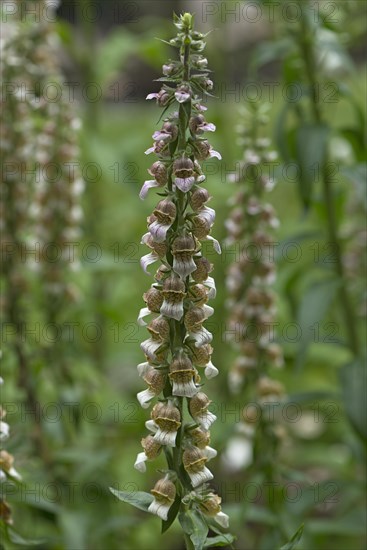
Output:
[175, 176, 195, 192]
[139, 180, 159, 200]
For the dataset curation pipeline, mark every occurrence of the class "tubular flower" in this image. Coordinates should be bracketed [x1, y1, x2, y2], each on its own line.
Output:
[189, 392, 217, 431]
[169, 354, 198, 398]
[134, 436, 162, 473]
[160, 274, 186, 321]
[119, 13, 231, 539]
[183, 447, 213, 488]
[223, 102, 286, 476]
[148, 476, 176, 521]
[151, 401, 181, 447]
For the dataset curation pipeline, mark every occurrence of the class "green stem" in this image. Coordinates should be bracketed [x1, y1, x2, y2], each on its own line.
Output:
[299, 13, 360, 357]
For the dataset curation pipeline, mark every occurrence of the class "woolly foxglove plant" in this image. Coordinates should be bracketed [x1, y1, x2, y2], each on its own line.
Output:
[223, 103, 286, 473]
[111, 13, 234, 549]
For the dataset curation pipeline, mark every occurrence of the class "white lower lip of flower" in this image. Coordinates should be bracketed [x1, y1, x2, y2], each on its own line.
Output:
[214, 511, 229, 529]
[172, 379, 198, 398]
[153, 428, 177, 447]
[139, 179, 159, 200]
[173, 256, 197, 279]
[188, 466, 213, 488]
[149, 221, 172, 243]
[145, 419, 158, 433]
[137, 307, 152, 326]
[148, 499, 171, 521]
[188, 327, 213, 348]
[140, 338, 162, 360]
[209, 148, 221, 160]
[204, 361, 218, 379]
[202, 304, 214, 318]
[204, 446, 217, 460]
[140, 252, 159, 274]
[174, 176, 195, 192]
[0, 470, 6, 481]
[137, 388, 156, 409]
[175, 91, 190, 103]
[137, 362, 152, 377]
[194, 411, 217, 431]
[0, 421, 9, 440]
[200, 206, 216, 225]
[205, 236, 221, 254]
[160, 299, 184, 321]
[134, 451, 148, 472]
[205, 276, 216, 299]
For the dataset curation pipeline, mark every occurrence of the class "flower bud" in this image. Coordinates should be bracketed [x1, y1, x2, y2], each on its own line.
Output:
[190, 188, 210, 211]
[143, 287, 164, 313]
[192, 215, 211, 239]
[147, 316, 170, 341]
[148, 161, 168, 185]
[192, 257, 213, 282]
[189, 284, 208, 306]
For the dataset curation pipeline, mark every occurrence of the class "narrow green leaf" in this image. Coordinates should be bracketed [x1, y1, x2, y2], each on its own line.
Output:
[0, 523, 44, 546]
[296, 277, 341, 369]
[274, 102, 296, 163]
[203, 533, 236, 548]
[109, 489, 153, 512]
[340, 360, 367, 440]
[296, 123, 330, 209]
[280, 523, 304, 550]
[161, 494, 180, 533]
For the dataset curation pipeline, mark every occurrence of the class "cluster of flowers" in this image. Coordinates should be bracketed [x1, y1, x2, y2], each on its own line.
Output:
[27, 0, 84, 299]
[225, 104, 284, 393]
[132, 13, 228, 529]
[223, 104, 285, 468]
[0, 4, 36, 314]
[1, 0, 83, 313]
[0, 377, 21, 525]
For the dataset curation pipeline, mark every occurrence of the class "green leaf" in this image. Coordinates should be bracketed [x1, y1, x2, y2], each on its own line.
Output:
[161, 494, 180, 534]
[296, 277, 341, 369]
[0, 522, 44, 546]
[95, 29, 137, 89]
[274, 102, 297, 163]
[340, 360, 367, 440]
[179, 511, 209, 550]
[203, 533, 236, 548]
[280, 524, 304, 550]
[296, 123, 330, 209]
[109, 489, 153, 512]
[341, 164, 367, 209]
